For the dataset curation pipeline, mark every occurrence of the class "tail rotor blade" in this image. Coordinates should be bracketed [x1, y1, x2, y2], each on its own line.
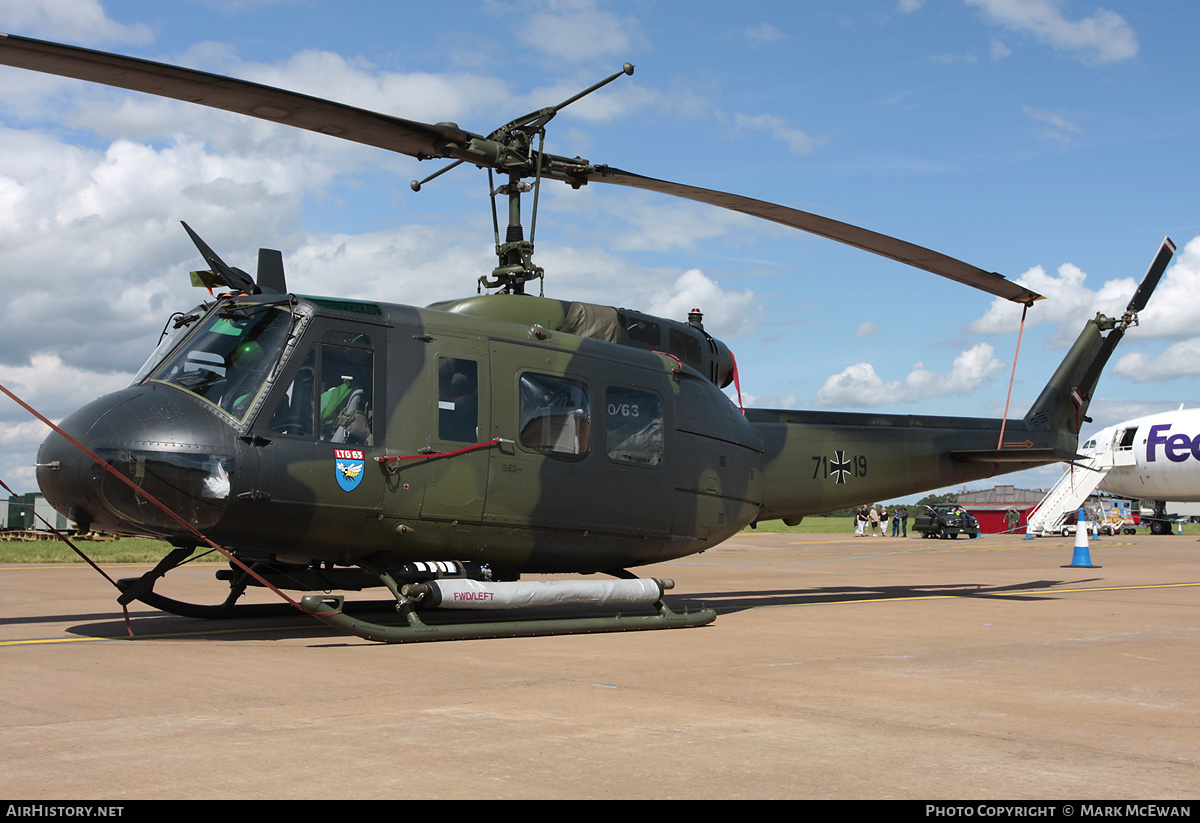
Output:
[1076, 237, 1176, 397]
[1126, 236, 1176, 314]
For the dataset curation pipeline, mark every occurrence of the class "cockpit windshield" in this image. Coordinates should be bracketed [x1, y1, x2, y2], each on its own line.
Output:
[143, 303, 297, 421]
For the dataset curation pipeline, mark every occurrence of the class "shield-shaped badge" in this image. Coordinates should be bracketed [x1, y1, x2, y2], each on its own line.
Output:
[334, 448, 366, 492]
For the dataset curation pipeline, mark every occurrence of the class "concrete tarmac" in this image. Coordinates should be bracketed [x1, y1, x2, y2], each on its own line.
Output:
[1, 529, 1197, 800]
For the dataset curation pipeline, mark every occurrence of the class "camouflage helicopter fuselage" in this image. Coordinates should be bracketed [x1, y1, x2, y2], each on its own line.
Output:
[38, 284, 1113, 582]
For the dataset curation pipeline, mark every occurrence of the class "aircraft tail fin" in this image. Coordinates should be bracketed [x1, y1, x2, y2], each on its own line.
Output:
[1024, 237, 1175, 435]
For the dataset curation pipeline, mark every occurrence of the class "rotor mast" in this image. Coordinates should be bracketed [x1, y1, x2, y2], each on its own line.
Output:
[483, 170, 540, 294]
[414, 63, 636, 294]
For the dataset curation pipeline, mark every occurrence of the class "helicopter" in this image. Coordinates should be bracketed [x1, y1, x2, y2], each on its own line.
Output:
[0, 33, 1174, 643]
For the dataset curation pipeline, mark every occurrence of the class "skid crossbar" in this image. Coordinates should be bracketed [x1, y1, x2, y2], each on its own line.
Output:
[300, 594, 716, 643]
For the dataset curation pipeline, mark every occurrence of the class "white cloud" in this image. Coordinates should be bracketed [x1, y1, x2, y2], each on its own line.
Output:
[966, 0, 1139, 64]
[647, 269, 761, 341]
[736, 390, 798, 409]
[970, 236, 1200, 384]
[608, 196, 759, 254]
[0, 0, 154, 46]
[231, 49, 514, 127]
[817, 342, 1005, 407]
[0, 354, 133, 493]
[743, 24, 790, 43]
[0, 354, 129, 419]
[931, 53, 979, 64]
[990, 38, 1013, 59]
[285, 226, 496, 306]
[1132, 236, 1200, 339]
[1109, 237, 1200, 382]
[1023, 106, 1084, 142]
[520, 78, 655, 125]
[1085, 398, 1197, 433]
[968, 260, 1136, 345]
[517, 0, 643, 62]
[972, 236, 1200, 350]
[1113, 341, 1200, 384]
[731, 113, 835, 156]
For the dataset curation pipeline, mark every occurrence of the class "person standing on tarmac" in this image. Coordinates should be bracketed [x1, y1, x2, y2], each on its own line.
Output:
[1005, 508, 1020, 533]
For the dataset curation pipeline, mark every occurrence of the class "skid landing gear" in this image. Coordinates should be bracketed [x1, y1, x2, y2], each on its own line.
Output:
[115, 554, 716, 642]
[300, 571, 717, 643]
[300, 592, 716, 644]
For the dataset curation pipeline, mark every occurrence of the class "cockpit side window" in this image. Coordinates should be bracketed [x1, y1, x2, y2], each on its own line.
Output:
[605, 386, 664, 466]
[438, 357, 479, 443]
[319, 338, 373, 445]
[518, 373, 590, 456]
[265, 330, 374, 446]
[131, 308, 207, 386]
[147, 304, 295, 422]
[267, 348, 316, 437]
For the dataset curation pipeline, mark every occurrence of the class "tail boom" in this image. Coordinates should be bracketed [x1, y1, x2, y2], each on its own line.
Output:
[748, 238, 1173, 524]
[748, 409, 1075, 522]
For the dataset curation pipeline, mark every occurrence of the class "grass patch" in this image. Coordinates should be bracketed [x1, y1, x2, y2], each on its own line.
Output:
[0, 536, 227, 564]
[744, 517, 1200, 536]
[745, 517, 855, 534]
[3, 516, 1195, 563]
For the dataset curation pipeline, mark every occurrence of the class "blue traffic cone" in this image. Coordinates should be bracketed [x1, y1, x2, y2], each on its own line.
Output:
[1063, 508, 1100, 568]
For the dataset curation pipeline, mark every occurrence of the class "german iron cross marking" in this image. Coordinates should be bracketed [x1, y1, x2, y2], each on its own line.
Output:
[830, 450, 852, 484]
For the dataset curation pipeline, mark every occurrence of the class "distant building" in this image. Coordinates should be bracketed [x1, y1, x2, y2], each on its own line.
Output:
[2, 493, 68, 532]
[4, 495, 28, 530]
[954, 485, 1046, 534]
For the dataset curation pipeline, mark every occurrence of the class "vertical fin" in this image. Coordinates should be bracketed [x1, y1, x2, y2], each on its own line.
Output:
[1025, 238, 1175, 434]
[256, 248, 287, 294]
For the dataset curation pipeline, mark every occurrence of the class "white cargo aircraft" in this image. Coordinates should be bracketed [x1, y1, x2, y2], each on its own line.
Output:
[1078, 406, 1200, 533]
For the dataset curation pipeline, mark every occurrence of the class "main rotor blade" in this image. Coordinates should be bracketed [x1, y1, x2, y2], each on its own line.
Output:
[0, 33, 1041, 303]
[587, 166, 1043, 304]
[0, 32, 471, 160]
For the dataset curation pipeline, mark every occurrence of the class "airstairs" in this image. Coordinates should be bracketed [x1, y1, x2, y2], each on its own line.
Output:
[1025, 432, 1135, 536]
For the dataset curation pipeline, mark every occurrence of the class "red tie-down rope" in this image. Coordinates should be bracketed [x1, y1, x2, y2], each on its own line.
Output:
[0, 380, 307, 625]
[0, 472, 140, 636]
[996, 302, 1030, 450]
[729, 348, 744, 413]
[374, 438, 504, 464]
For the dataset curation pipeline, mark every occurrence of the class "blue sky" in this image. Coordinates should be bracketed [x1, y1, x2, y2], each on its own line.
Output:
[1, 0, 1198, 504]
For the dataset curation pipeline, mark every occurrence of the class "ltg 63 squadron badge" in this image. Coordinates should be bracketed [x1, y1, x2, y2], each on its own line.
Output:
[335, 448, 366, 492]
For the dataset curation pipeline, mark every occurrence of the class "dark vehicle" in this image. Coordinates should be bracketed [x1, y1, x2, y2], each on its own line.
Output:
[913, 504, 980, 540]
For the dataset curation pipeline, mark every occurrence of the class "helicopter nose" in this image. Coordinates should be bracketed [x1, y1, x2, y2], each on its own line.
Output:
[37, 384, 237, 537]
